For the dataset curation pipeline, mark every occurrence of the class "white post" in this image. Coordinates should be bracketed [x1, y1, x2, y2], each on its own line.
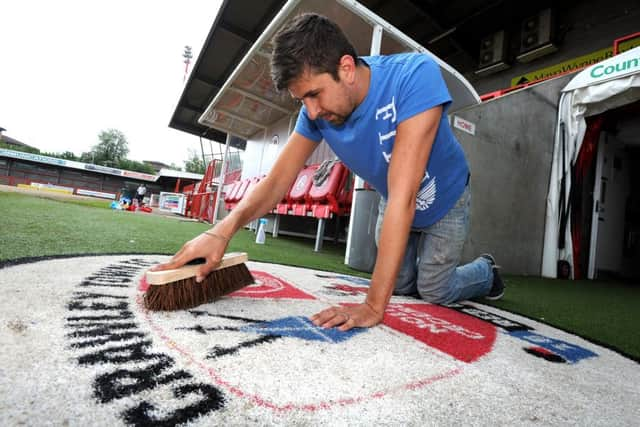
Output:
[212, 133, 231, 224]
[345, 24, 383, 265]
[258, 128, 268, 175]
[315, 218, 326, 252]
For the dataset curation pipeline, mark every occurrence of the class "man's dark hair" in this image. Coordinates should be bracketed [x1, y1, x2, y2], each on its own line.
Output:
[271, 13, 358, 91]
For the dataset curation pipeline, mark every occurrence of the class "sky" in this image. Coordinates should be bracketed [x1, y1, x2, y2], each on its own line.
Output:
[0, 0, 224, 167]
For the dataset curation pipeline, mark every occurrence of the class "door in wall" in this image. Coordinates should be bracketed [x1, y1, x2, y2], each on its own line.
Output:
[588, 133, 629, 278]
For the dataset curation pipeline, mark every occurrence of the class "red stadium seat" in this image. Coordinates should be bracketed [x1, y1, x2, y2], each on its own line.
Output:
[225, 180, 241, 203]
[224, 180, 242, 210]
[226, 178, 250, 210]
[309, 162, 348, 218]
[289, 165, 318, 216]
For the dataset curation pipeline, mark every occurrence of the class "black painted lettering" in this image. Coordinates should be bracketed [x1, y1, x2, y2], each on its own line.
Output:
[67, 311, 134, 322]
[123, 383, 225, 427]
[66, 260, 228, 421]
[68, 328, 145, 349]
[78, 279, 130, 288]
[93, 355, 191, 403]
[447, 304, 532, 332]
[68, 300, 129, 311]
[71, 292, 128, 300]
[78, 340, 158, 365]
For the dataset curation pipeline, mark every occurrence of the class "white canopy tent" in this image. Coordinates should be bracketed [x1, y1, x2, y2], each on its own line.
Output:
[542, 46, 640, 278]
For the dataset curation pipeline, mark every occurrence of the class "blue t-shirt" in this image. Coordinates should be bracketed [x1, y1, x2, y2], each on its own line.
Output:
[295, 53, 469, 228]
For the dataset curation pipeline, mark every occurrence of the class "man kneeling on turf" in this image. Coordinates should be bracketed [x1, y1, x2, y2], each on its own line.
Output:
[154, 13, 504, 330]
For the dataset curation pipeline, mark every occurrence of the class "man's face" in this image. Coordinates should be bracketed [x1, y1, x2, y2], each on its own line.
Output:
[288, 68, 355, 125]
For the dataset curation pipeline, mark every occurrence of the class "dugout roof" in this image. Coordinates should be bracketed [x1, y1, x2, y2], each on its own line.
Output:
[169, 0, 577, 143]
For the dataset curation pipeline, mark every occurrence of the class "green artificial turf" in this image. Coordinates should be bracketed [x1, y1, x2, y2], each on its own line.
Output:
[1, 190, 639, 360]
[482, 276, 640, 360]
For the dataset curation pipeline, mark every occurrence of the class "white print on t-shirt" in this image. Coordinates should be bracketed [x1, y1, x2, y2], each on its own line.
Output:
[375, 96, 436, 211]
[378, 130, 396, 145]
[417, 172, 436, 211]
[378, 130, 395, 163]
[375, 96, 396, 123]
[376, 97, 397, 164]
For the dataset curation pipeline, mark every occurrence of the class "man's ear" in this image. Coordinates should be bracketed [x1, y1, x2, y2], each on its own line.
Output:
[338, 54, 357, 84]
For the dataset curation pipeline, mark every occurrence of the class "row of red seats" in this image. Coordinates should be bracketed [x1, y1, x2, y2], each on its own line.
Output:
[224, 162, 353, 219]
[224, 175, 263, 211]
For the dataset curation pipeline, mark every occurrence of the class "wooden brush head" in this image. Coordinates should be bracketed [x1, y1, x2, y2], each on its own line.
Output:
[145, 252, 248, 285]
[143, 253, 254, 311]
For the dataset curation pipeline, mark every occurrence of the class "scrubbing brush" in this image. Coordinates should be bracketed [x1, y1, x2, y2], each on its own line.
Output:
[144, 252, 254, 311]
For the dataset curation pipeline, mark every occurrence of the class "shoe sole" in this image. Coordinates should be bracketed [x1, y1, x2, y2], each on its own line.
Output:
[480, 254, 502, 269]
[484, 291, 504, 301]
[480, 254, 505, 300]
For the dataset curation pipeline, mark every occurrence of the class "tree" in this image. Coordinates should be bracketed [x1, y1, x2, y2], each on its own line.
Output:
[0, 141, 39, 154]
[116, 158, 156, 174]
[184, 148, 206, 174]
[55, 151, 79, 161]
[91, 129, 129, 166]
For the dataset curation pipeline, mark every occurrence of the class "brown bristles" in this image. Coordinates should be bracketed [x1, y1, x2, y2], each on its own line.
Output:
[144, 263, 254, 311]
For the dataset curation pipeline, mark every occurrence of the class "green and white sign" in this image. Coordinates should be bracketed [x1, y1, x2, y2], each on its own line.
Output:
[590, 54, 639, 79]
[563, 46, 640, 92]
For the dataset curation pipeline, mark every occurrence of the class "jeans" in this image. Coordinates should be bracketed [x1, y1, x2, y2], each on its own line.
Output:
[375, 186, 493, 304]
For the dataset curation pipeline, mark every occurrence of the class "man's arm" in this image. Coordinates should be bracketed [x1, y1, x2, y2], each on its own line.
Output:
[365, 106, 442, 312]
[312, 106, 442, 330]
[152, 131, 318, 279]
